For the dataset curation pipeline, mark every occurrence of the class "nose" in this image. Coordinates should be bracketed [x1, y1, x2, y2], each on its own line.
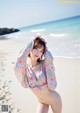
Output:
[35, 50, 39, 55]
[34, 50, 40, 57]
[36, 49, 41, 54]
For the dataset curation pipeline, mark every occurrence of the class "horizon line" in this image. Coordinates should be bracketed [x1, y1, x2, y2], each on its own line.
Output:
[19, 15, 79, 29]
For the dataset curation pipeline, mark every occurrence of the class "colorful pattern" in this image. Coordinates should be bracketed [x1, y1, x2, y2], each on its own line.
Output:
[13, 40, 57, 90]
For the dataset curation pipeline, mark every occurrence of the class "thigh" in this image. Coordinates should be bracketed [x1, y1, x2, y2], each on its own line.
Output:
[36, 102, 49, 113]
[50, 91, 62, 113]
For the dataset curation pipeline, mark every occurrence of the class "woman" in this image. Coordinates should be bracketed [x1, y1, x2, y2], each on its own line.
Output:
[14, 36, 62, 113]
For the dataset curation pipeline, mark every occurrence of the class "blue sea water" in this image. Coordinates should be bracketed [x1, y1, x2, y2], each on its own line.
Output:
[19, 16, 80, 35]
[8, 16, 80, 58]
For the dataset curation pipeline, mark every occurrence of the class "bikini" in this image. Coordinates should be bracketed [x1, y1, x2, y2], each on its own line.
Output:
[14, 40, 57, 90]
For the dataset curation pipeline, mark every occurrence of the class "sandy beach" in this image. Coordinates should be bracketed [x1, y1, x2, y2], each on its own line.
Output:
[0, 37, 80, 113]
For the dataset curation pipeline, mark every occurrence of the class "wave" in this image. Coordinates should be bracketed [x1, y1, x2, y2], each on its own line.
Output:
[31, 28, 45, 33]
[49, 33, 68, 37]
[54, 55, 80, 59]
[74, 44, 80, 47]
[7, 31, 30, 39]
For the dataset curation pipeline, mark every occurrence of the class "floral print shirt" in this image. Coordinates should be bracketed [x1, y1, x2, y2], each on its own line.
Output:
[14, 40, 57, 90]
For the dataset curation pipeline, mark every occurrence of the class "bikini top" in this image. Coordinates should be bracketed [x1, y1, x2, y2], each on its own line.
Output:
[13, 39, 57, 90]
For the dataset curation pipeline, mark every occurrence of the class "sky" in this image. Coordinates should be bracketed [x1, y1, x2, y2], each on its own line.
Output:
[0, 0, 80, 28]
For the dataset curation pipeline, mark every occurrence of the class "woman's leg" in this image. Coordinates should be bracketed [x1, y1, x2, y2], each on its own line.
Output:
[36, 102, 49, 113]
[51, 91, 62, 113]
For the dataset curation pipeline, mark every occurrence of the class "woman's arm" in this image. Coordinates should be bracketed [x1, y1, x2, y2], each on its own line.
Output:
[13, 40, 34, 88]
[43, 47, 57, 90]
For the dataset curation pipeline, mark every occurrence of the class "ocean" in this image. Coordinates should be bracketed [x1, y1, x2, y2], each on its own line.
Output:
[8, 16, 80, 58]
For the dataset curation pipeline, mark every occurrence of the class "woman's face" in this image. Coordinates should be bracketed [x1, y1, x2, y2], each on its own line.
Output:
[30, 46, 44, 61]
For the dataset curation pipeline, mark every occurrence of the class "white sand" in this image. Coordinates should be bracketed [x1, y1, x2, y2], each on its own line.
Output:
[0, 38, 80, 113]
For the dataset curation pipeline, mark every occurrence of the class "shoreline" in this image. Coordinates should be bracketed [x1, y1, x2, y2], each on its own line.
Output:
[54, 55, 80, 59]
[0, 36, 80, 59]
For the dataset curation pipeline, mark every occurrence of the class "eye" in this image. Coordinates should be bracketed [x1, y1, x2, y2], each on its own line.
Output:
[33, 47, 37, 49]
[33, 47, 43, 53]
[40, 50, 43, 53]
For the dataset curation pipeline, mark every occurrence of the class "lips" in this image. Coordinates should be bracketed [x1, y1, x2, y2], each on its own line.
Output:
[34, 54, 39, 58]
[35, 55, 38, 57]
